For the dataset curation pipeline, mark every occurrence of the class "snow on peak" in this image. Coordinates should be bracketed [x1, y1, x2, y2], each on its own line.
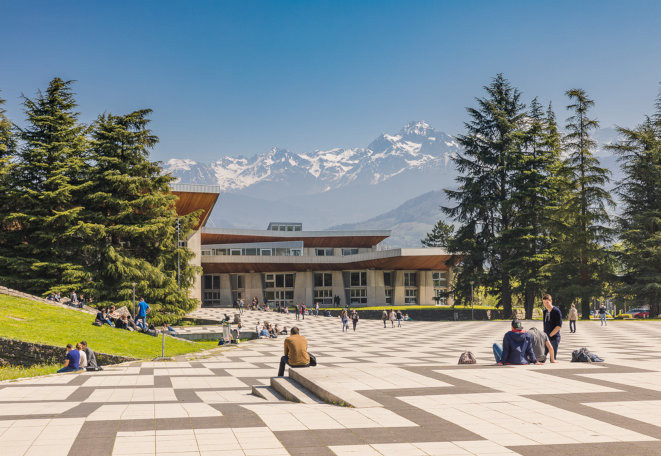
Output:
[401, 120, 435, 137]
[166, 158, 197, 171]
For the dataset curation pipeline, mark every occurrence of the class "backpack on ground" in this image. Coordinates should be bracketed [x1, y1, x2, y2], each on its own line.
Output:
[571, 347, 591, 363]
[589, 352, 605, 362]
[458, 351, 476, 364]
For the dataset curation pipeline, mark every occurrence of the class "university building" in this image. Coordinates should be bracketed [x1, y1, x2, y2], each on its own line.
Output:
[172, 184, 455, 308]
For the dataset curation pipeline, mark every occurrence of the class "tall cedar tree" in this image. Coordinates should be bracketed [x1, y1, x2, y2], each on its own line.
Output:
[0, 93, 17, 259]
[421, 219, 454, 248]
[85, 110, 201, 323]
[0, 79, 91, 294]
[548, 89, 613, 318]
[508, 100, 564, 318]
[610, 88, 661, 318]
[444, 74, 526, 316]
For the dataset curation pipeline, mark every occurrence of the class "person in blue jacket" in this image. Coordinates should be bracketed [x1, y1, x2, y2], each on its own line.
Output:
[493, 319, 540, 365]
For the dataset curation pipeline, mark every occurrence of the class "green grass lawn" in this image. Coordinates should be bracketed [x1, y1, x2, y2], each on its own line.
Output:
[0, 294, 218, 361]
[0, 364, 59, 382]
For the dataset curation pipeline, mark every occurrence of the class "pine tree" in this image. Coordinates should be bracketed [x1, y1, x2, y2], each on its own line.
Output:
[0, 93, 17, 272]
[610, 87, 661, 318]
[508, 99, 564, 318]
[548, 89, 613, 318]
[421, 219, 454, 247]
[0, 78, 90, 294]
[84, 109, 201, 323]
[444, 74, 526, 316]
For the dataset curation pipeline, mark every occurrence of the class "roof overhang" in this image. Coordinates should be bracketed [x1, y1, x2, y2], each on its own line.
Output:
[171, 184, 221, 230]
[201, 248, 455, 273]
[200, 227, 391, 248]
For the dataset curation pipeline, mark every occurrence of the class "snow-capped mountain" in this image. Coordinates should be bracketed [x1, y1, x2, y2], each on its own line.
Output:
[165, 121, 459, 195]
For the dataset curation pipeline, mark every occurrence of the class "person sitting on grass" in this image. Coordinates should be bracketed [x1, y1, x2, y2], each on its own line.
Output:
[95, 308, 114, 326]
[494, 319, 540, 365]
[80, 341, 101, 371]
[57, 344, 81, 373]
[277, 326, 316, 376]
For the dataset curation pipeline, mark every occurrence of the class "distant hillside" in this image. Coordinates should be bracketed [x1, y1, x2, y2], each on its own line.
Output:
[329, 190, 448, 247]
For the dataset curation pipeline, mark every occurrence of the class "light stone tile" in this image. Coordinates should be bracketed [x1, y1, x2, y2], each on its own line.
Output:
[0, 386, 79, 401]
[0, 401, 80, 416]
[84, 375, 154, 387]
[85, 387, 178, 402]
[170, 376, 246, 389]
[583, 400, 661, 427]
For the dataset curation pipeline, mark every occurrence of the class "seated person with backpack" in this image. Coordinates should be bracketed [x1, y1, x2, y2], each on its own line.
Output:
[277, 326, 316, 376]
[494, 319, 540, 365]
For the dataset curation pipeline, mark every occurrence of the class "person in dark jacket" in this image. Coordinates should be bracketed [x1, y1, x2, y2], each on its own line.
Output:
[493, 319, 539, 365]
[542, 294, 562, 358]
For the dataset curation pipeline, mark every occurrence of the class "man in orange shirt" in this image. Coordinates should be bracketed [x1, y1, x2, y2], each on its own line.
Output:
[277, 326, 316, 376]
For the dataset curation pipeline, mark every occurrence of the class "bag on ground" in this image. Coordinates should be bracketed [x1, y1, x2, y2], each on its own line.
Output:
[458, 351, 476, 364]
[571, 347, 592, 363]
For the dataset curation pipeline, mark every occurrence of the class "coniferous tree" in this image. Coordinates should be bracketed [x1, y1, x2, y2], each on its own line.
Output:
[508, 99, 564, 318]
[0, 93, 17, 269]
[548, 89, 613, 318]
[610, 88, 661, 318]
[421, 219, 454, 248]
[84, 110, 201, 323]
[1, 78, 90, 294]
[444, 74, 526, 316]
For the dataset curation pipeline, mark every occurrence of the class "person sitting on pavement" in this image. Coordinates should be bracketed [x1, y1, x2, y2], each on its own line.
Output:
[279, 325, 288, 335]
[277, 326, 317, 376]
[494, 319, 540, 365]
[57, 344, 81, 373]
[77, 342, 88, 369]
[259, 325, 270, 339]
[269, 324, 278, 338]
[81, 341, 101, 371]
[527, 326, 557, 363]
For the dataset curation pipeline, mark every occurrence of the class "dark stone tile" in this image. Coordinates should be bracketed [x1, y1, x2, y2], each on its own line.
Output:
[153, 375, 172, 388]
[67, 421, 117, 456]
[118, 419, 154, 432]
[174, 388, 202, 402]
[59, 402, 102, 418]
[154, 417, 193, 430]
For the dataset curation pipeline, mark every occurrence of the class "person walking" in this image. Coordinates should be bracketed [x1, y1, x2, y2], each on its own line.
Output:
[542, 294, 562, 359]
[599, 304, 607, 326]
[568, 304, 578, 333]
[301, 304, 306, 320]
[351, 310, 359, 332]
[396, 310, 403, 327]
[295, 304, 300, 320]
[239, 299, 244, 315]
[341, 310, 349, 332]
[315, 302, 319, 317]
[389, 309, 396, 328]
[382, 310, 388, 328]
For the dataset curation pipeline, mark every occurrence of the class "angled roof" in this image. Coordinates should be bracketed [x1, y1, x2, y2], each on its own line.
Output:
[201, 227, 391, 248]
[171, 184, 221, 230]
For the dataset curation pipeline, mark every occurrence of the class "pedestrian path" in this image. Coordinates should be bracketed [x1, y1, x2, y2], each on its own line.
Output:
[2, 310, 661, 455]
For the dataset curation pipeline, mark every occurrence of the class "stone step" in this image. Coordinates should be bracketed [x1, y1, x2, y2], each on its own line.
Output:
[251, 385, 286, 402]
[270, 376, 323, 404]
[288, 368, 380, 408]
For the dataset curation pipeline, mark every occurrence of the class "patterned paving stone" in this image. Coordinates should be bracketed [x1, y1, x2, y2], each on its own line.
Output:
[2, 310, 661, 455]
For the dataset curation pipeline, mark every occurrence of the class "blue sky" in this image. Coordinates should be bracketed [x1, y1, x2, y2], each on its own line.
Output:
[1, 0, 660, 162]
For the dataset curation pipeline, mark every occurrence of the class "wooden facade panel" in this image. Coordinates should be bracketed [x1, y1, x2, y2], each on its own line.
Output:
[200, 233, 389, 248]
[201, 255, 454, 273]
[173, 191, 219, 229]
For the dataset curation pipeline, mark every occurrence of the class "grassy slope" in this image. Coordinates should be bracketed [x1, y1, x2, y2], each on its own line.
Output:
[0, 294, 217, 360]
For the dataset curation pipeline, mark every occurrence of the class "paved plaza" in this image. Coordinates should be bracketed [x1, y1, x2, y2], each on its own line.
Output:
[2, 311, 661, 456]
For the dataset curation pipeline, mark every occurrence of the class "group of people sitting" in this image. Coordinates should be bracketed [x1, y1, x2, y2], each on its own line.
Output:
[46, 290, 90, 309]
[56, 341, 101, 373]
[257, 321, 288, 338]
[493, 318, 557, 365]
[381, 309, 410, 327]
[93, 299, 159, 336]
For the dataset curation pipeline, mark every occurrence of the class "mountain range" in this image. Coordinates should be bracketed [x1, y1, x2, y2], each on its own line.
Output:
[166, 121, 621, 246]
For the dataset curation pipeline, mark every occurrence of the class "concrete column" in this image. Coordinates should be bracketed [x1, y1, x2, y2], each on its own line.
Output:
[366, 269, 377, 306]
[419, 271, 434, 305]
[244, 273, 263, 305]
[331, 271, 345, 307]
[293, 271, 309, 305]
[393, 270, 405, 306]
[373, 270, 386, 306]
[447, 266, 455, 306]
[219, 274, 232, 307]
[186, 230, 202, 306]
[305, 271, 314, 306]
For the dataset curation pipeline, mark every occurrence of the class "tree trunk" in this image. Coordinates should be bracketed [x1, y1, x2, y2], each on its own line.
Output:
[502, 273, 512, 318]
[580, 295, 591, 320]
[524, 286, 535, 320]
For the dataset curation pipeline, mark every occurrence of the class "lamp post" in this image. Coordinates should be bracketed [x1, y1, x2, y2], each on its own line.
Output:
[176, 217, 181, 289]
[470, 280, 475, 321]
[131, 282, 136, 318]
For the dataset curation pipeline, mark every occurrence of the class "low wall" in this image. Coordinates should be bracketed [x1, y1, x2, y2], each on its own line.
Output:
[0, 337, 136, 367]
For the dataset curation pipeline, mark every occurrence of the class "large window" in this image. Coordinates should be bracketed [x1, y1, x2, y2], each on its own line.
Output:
[314, 273, 332, 287]
[264, 273, 295, 307]
[342, 248, 359, 256]
[350, 271, 367, 287]
[383, 271, 392, 287]
[405, 288, 418, 304]
[385, 288, 392, 305]
[404, 272, 417, 287]
[433, 271, 447, 288]
[202, 274, 221, 307]
[350, 288, 367, 304]
[315, 248, 334, 256]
